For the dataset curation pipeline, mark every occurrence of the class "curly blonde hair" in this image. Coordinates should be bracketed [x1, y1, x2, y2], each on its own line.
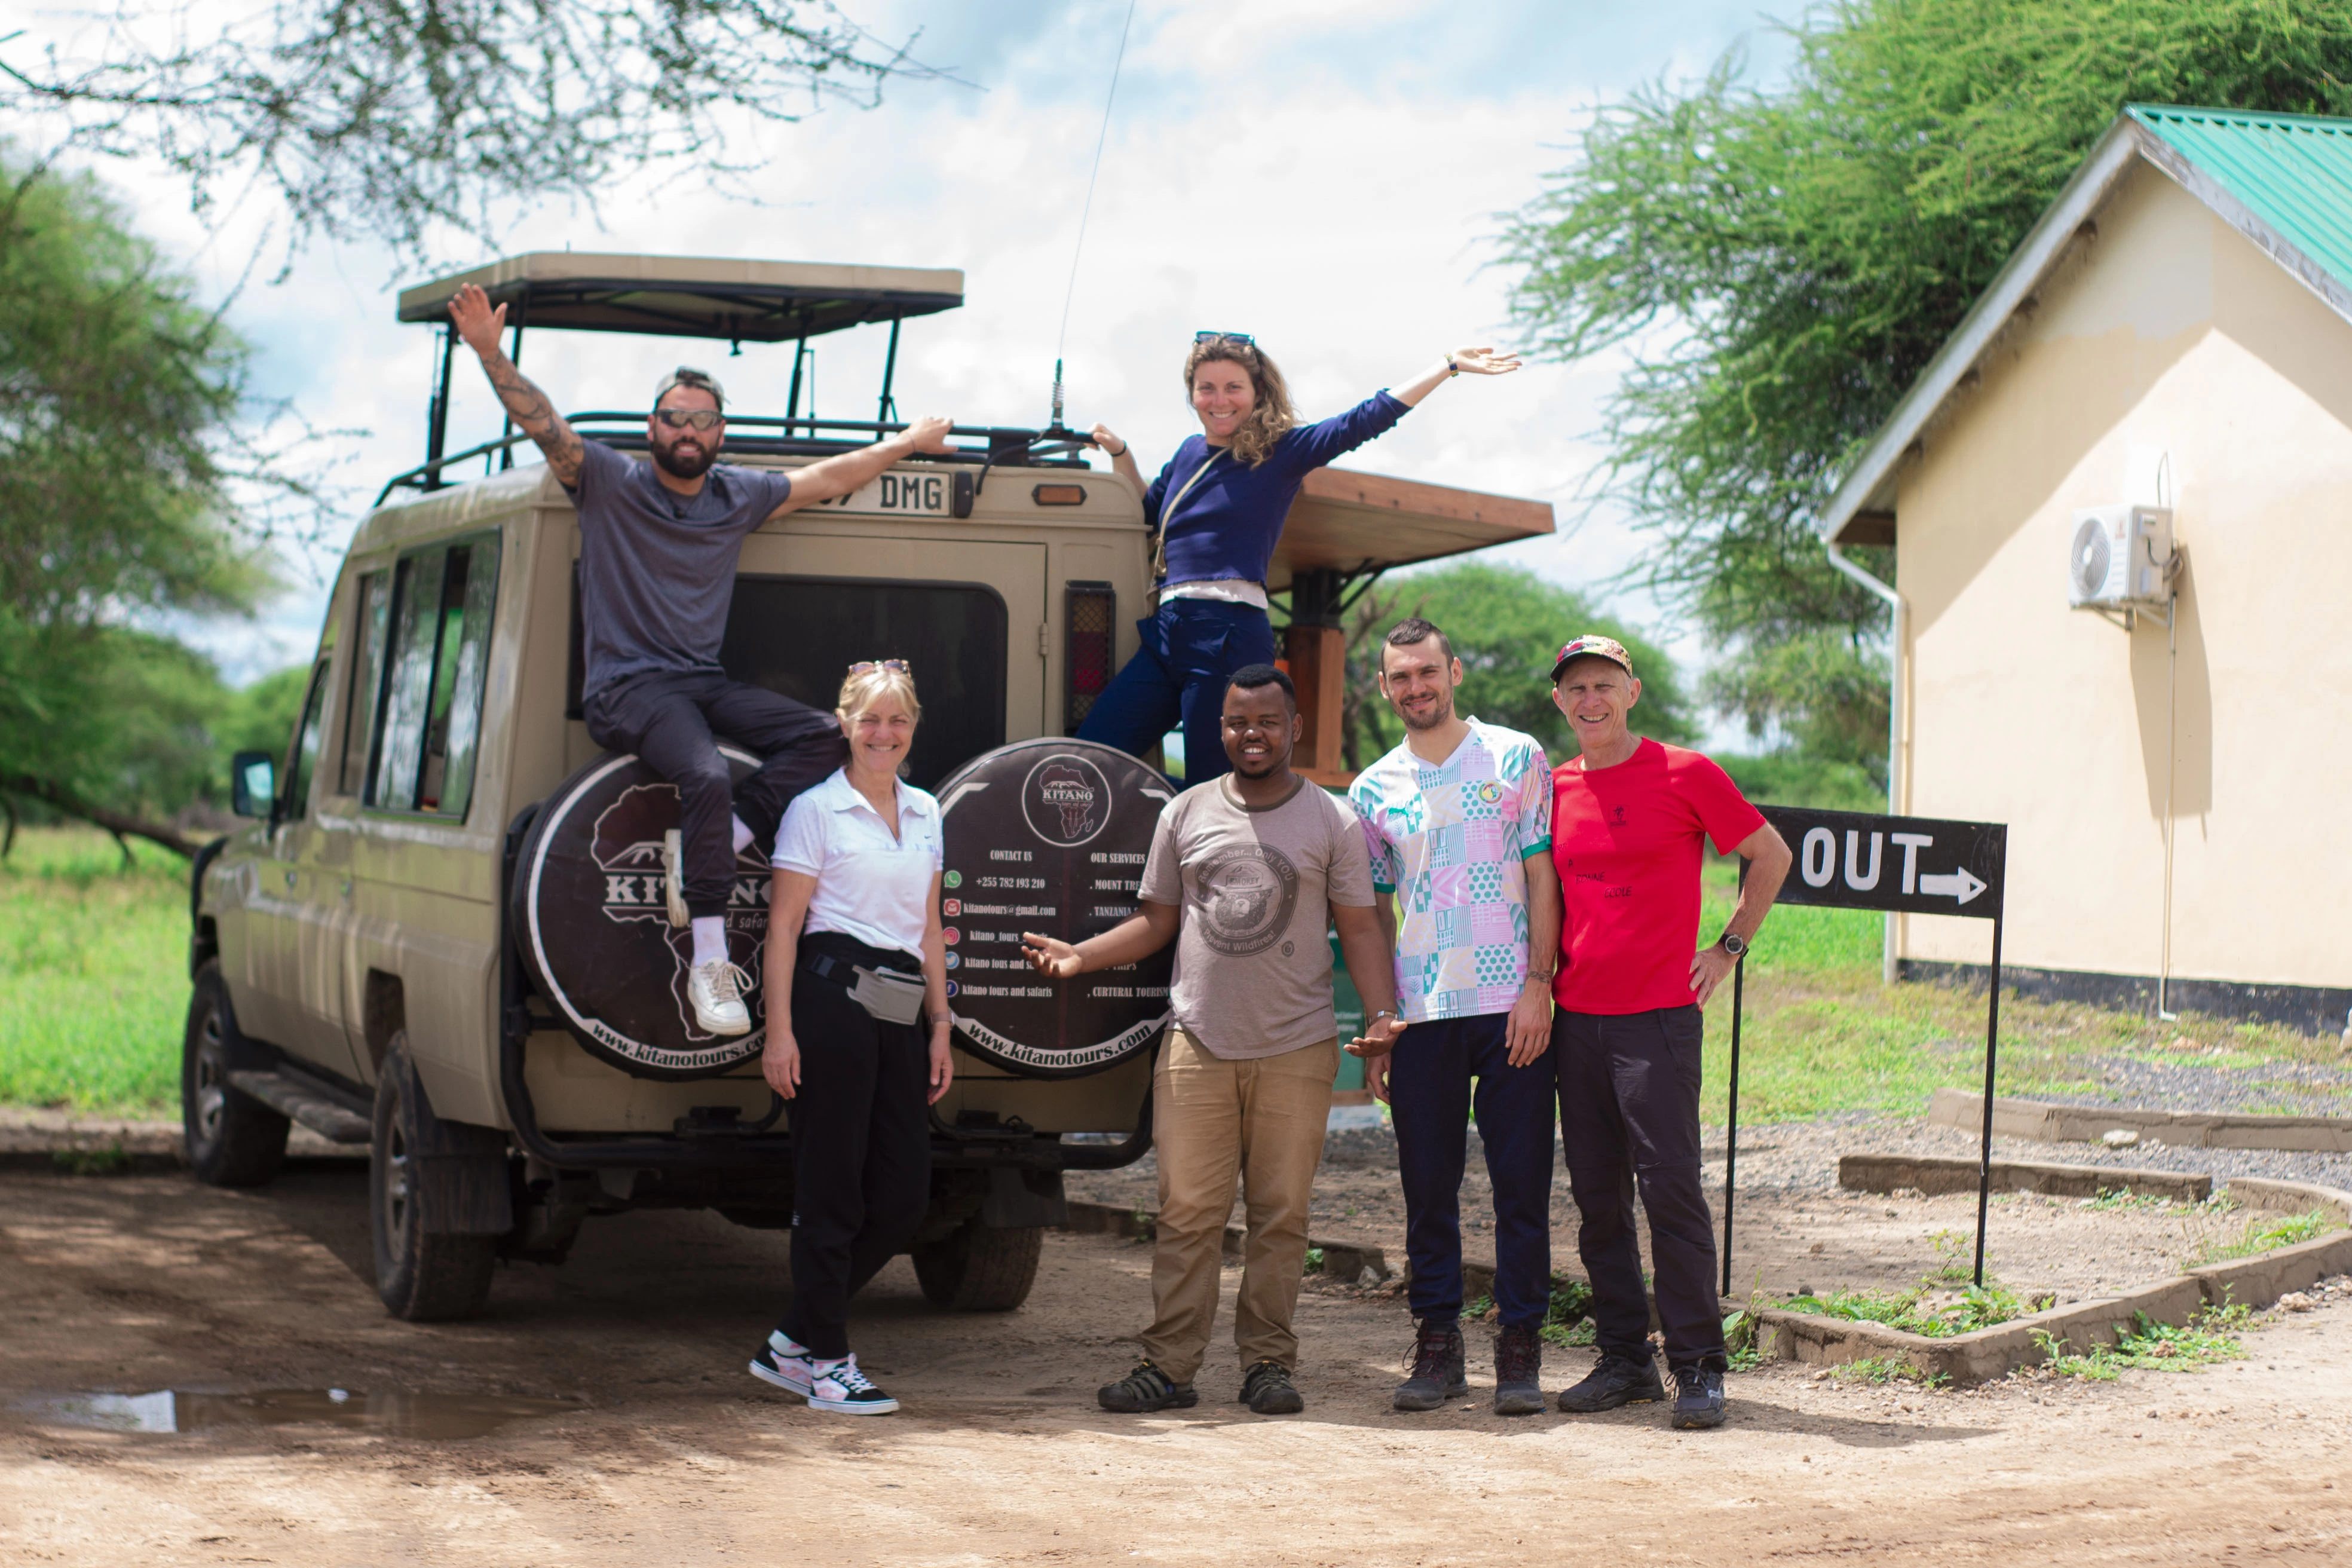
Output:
[836, 664, 922, 724]
[1184, 337, 1297, 467]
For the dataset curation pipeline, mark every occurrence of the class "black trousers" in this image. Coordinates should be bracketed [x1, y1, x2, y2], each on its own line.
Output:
[1554, 1006, 1725, 1371]
[583, 670, 845, 918]
[779, 932, 933, 1360]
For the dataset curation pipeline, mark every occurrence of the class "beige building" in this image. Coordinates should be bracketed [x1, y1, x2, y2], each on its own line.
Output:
[1821, 106, 2352, 1035]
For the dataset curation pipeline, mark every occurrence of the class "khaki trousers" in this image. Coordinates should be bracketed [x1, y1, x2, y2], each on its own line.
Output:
[1138, 1028, 1336, 1385]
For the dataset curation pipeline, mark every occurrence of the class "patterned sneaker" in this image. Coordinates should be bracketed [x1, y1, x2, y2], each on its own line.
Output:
[688, 958, 752, 1036]
[1239, 1359, 1304, 1415]
[807, 1353, 899, 1416]
[748, 1330, 816, 1396]
[1394, 1319, 1468, 1411]
[663, 829, 690, 929]
[1098, 1361, 1198, 1413]
[1493, 1324, 1545, 1417]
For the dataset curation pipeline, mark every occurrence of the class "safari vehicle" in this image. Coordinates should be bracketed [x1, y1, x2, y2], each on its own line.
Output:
[186, 252, 1552, 1322]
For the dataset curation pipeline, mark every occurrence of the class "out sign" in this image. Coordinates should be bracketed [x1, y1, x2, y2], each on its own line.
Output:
[1754, 806, 2006, 920]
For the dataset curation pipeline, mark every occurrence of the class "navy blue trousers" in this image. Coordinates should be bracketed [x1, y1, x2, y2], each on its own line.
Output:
[1389, 1013, 1556, 1330]
[1074, 599, 1276, 783]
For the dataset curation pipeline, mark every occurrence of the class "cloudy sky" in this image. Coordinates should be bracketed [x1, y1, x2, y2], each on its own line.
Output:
[13, 0, 1792, 699]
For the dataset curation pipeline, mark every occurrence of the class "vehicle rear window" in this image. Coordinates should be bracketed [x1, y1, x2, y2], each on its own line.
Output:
[368, 532, 502, 817]
[719, 576, 1006, 788]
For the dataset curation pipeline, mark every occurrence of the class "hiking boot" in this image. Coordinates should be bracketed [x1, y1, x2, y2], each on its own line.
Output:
[663, 829, 690, 929]
[1240, 1359, 1305, 1415]
[1492, 1324, 1545, 1417]
[1670, 1364, 1727, 1430]
[806, 1353, 898, 1416]
[1555, 1350, 1667, 1413]
[687, 958, 752, 1036]
[1098, 1361, 1198, 1414]
[1393, 1318, 1468, 1411]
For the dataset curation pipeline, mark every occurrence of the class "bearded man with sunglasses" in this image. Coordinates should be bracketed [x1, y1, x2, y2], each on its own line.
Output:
[450, 283, 956, 1035]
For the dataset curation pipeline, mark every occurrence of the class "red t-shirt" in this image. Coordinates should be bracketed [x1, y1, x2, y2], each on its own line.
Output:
[1551, 739, 1765, 1015]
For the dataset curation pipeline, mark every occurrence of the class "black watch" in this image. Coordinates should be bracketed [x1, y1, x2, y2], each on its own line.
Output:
[1718, 931, 1748, 959]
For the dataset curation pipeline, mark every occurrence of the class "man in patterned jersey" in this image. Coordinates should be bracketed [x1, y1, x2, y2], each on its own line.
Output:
[1347, 618, 1563, 1416]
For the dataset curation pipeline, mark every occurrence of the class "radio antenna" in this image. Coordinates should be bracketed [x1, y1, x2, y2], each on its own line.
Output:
[1048, 0, 1137, 437]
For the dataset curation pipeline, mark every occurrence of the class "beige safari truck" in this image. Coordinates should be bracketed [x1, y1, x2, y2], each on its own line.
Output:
[186, 252, 1553, 1322]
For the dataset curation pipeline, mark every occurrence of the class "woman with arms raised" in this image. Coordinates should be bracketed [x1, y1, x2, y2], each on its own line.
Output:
[749, 661, 953, 1416]
[1080, 333, 1519, 780]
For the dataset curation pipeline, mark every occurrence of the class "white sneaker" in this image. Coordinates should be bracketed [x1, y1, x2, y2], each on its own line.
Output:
[807, 1353, 898, 1416]
[663, 829, 690, 929]
[749, 1331, 817, 1396]
[687, 958, 752, 1036]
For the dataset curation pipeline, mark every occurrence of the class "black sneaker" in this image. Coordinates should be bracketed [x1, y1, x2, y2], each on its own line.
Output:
[1555, 1350, 1667, 1413]
[1098, 1361, 1198, 1413]
[1670, 1364, 1727, 1429]
[1492, 1324, 1545, 1417]
[1239, 1359, 1304, 1415]
[1393, 1319, 1468, 1411]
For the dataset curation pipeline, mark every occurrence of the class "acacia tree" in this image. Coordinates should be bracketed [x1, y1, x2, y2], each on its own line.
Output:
[1502, 0, 2352, 767]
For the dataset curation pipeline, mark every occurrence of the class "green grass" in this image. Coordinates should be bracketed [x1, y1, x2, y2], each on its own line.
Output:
[0, 828, 194, 1116]
[1778, 1281, 2050, 1339]
[2034, 1304, 2252, 1380]
[2180, 1210, 2337, 1272]
[1823, 1356, 1950, 1388]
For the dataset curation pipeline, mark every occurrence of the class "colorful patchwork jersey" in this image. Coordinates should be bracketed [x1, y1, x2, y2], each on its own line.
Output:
[1348, 719, 1551, 1021]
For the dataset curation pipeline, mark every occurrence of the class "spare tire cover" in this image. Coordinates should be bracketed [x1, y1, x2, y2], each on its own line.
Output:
[512, 747, 770, 1079]
[937, 738, 1177, 1078]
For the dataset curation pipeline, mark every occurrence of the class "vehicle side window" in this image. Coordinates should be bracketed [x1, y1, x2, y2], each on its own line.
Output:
[338, 569, 391, 795]
[367, 533, 501, 817]
[278, 659, 333, 821]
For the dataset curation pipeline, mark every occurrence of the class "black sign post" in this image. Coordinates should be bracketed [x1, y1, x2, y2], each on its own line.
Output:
[1723, 806, 2009, 1290]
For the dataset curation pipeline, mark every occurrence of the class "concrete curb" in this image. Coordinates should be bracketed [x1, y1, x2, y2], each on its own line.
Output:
[1059, 1199, 1392, 1282]
[1838, 1153, 2212, 1202]
[1754, 1174, 2352, 1385]
[1929, 1086, 2352, 1153]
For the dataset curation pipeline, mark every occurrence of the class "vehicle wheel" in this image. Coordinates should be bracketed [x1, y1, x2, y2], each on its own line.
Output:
[370, 1034, 498, 1322]
[912, 1218, 1043, 1311]
[181, 961, 289, 1188]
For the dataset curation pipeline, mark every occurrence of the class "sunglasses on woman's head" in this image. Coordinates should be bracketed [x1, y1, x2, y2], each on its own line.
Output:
[654, 408, 724, 431]
[1193, 330, 1254, 346]
[847, 659, 912, 675]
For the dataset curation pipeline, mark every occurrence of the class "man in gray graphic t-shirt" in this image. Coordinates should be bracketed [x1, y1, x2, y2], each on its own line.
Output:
[1021, 664, 1402, 1417]
[448, 283, 954, 1037]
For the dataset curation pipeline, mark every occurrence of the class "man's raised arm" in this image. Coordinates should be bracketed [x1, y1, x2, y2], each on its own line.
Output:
[770, 415, 957, 518]
[448, 283, 586, 488]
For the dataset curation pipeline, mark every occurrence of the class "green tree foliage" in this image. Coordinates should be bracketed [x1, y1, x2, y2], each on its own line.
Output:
[1333, 561, 1692, 767]
[1502, 0, 2352, 751]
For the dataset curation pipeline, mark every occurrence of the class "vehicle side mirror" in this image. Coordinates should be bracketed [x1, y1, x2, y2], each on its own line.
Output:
[231, 752, 277, 818]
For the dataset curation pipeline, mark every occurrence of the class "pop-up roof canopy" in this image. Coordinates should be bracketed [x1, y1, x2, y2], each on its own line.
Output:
[1270, 468, 1554, 610]
[395, 252, 965, 343]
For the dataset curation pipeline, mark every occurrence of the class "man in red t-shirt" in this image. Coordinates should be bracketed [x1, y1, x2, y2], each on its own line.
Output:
[1545, 636, 1791, 1430]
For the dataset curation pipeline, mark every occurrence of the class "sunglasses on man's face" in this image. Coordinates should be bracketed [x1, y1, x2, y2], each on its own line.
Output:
[847, 659, 911, 675]
[654, 408, 724, 432]
[1193, 331, 1254, 346]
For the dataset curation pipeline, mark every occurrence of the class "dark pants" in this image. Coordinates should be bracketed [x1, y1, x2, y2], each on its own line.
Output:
[1389, 1013, 1555, 1330]
[1554, 1006, 1724, 1371]
[779, 932, 933, 1360]
[1074, 599, 1276, 783]
[583, 670, 845, 918]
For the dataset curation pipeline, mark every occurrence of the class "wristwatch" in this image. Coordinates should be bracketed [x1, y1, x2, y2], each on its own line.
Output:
[1718, 931, 1748, 959]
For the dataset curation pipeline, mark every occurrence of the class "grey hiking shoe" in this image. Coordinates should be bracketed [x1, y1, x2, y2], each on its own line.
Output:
[1556, 1350, 1667, 1413]
[1098, 1361, 1198, 1413]
[1394, 1319, 1468, 1411]
[1492, 1324, 1545, 1416]
[1670, 1364, 1728, 1429]
[1240, 1359, 1304, 1415]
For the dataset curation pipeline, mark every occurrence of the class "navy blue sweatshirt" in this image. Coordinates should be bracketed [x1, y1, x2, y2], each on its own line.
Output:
[1144, 391, 1409, 589]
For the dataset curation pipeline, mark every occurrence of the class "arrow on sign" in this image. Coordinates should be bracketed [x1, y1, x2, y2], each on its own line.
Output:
[1918, 867, 1987, 906]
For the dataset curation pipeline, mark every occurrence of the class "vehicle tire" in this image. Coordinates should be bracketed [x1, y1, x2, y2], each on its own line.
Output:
[370, 1033, 498, 1322]
[911, 1218, 1044, 1311]
[181, 960, 289, 1188]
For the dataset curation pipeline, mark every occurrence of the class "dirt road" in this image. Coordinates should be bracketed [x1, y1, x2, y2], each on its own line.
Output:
[4, 1167, 2348, 1564]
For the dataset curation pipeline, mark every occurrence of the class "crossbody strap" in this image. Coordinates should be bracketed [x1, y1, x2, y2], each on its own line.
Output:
[1150, 448, 1228, 586]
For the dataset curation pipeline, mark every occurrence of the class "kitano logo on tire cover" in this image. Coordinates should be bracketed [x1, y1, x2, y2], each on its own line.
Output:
[1022, 754, 1111, 847]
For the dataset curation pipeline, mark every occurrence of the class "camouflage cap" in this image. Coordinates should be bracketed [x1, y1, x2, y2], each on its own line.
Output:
[652, 366, 726, 411]
[1549, 634, 1634, 683]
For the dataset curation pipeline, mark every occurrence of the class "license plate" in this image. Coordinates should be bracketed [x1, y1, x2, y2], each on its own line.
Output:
[813, 470, 953, 516]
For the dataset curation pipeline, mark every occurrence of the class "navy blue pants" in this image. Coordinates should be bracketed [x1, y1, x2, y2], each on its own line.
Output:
[1389, 1013, 1555, 1330]
[1074, 599, 1276, 783]
[1554, 1006, 1725, 1371]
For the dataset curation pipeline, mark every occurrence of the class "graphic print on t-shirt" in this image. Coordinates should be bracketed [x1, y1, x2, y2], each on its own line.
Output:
[1191, 843, 1300, 956]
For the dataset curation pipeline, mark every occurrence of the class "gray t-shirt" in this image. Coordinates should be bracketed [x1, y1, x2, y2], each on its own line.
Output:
[1138, 776, 1376, 1059]
[567, 439, 795, 697]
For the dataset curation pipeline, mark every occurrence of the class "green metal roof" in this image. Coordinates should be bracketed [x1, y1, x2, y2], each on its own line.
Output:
[2127, 104, 2352, 291]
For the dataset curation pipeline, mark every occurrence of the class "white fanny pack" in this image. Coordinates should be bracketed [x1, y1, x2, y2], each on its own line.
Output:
[849, 965, 927, 1026]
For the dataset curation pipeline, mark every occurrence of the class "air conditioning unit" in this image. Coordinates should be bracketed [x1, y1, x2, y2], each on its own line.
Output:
[2067, 505, 2173, 610]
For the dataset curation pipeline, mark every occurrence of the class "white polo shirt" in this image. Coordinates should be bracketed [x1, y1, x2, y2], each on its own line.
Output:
[771, 768, 944, 957]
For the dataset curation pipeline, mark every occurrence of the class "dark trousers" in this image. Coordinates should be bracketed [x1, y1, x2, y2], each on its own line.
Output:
[1074, 599, 1276, 783]
[583, 670, 845, 918]
[779, 932, 933, 1360]
[1389, 1013, 1555, 1330]
[1554, 1006, 1724, 1371]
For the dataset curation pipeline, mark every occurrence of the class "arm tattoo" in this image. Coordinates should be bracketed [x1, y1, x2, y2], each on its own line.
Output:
[476, 347, 584, 485]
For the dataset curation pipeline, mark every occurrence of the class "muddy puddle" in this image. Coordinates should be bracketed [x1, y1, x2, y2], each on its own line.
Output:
[16, 1388, 581, 1438]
